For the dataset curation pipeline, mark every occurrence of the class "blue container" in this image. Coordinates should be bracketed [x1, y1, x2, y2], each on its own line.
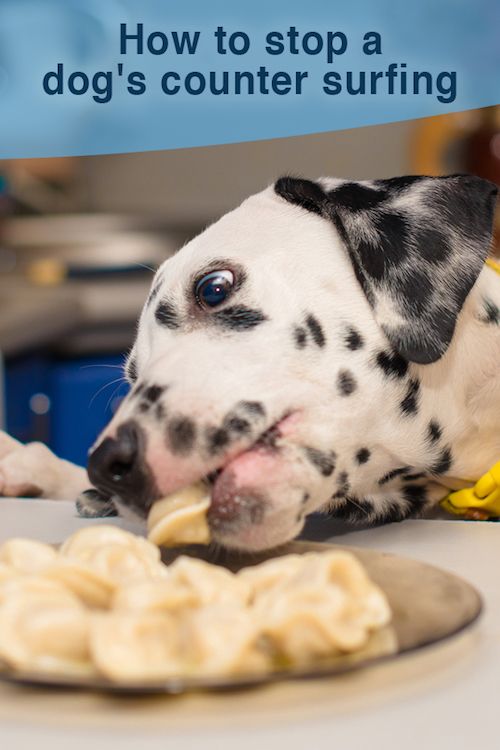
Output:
[4, 353, 51, 444]
[48, 354, 130, 467]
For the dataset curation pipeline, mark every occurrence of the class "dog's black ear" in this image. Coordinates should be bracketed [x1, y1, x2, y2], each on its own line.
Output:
[275, 174, 498, 364]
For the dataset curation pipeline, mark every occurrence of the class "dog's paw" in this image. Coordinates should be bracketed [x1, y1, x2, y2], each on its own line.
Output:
[0, 441, 89, 500]
[76, 489, 118, 518]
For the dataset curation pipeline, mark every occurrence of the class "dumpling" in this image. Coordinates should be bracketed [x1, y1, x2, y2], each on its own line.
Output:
[58, 525, 167, 598]
[82, 544, 167, 584]
[183, 604, 270, 676]
[90, 611, 185, 681]
[113, 578, 199, 614]
[0, 539, 57, 575]
[0, 578, 92, 675]
[252, 551, 391, 663]
[147, 484, 210, 546]
[0, 576, 71, 606]
[238, 555, 305, 601]
[60, 525, 161, 567]
[168, 556, 251, 607]
[0, 563, 19, 587]
[43, 560, 115, 609]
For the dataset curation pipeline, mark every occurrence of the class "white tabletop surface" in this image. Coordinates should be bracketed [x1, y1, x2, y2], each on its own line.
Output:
[0, 499, 498, 750]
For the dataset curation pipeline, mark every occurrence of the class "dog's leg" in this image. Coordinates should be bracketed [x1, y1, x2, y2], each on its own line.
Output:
[0, 433, 89, 500]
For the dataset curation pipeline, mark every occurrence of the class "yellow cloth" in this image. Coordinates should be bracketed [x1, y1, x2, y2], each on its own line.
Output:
[485, 257, 500, 274]
[441, 461, 500, 519]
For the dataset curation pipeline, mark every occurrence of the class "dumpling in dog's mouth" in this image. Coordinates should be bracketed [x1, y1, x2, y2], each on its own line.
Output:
[147, 484, 211, 547]
[146, 418, 292, 548]
[146, 413, 298, 549]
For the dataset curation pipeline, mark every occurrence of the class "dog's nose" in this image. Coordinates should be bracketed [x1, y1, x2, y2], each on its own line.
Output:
[87, 422, 141, 494]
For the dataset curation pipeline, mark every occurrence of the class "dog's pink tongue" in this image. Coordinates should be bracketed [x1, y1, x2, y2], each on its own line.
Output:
[209, 413, 301, 524]
[209, 447, 286, 524]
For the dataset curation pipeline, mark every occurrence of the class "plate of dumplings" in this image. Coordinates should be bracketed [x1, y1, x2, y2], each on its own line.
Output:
[0, 485, 482, 693]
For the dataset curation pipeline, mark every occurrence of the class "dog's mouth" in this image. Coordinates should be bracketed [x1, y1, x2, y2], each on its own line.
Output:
[88, 410, 301, 550]
[167, 411, 296, 528]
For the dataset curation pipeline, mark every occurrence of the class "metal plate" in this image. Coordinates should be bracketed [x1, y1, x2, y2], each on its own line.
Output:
[0, 541, 482, 694]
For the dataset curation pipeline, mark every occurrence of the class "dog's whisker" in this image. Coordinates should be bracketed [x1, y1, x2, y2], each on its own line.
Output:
[79, 364, 126, 371]
[134, 262, 157, 273]
[105, 382, 127, 413]
[88, 377, 126, 409]
[345, 497, 371, 517]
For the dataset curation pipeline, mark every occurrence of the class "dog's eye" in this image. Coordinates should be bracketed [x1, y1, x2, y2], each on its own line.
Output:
[195, 270, 234, 309]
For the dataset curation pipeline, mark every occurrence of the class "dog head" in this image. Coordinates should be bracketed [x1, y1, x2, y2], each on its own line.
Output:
[88, 174, 497, 550]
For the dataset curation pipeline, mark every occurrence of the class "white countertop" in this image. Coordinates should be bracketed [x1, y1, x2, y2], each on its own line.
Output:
[0, 499, 498, 750]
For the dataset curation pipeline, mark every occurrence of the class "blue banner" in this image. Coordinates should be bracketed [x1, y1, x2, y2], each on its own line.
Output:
[0, 0, 498, 158]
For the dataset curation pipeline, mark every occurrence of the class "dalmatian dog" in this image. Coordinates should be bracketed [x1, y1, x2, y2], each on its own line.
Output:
[0, 174, 498, 551]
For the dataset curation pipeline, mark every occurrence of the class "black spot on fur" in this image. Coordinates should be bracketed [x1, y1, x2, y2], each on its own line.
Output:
[305, 314, 326, 348]
[378, 466, 411, 486]
[481, 299, 500, 325]
[398, 270, 434, 317]
[133, 382, 145, 397]
[337, 369, 357, 396]
[355, 448, 371, 465]
[413, 225, 451, 264]
[155, 402, 166, 421]
[431, 446, 453, 475]
[155, 301, 181, 329]
[125, 357, 137, 383]
[331, 471, 350, 499]
[212, 306, 268, 331]
[275, 176, 326, 215]
[167, 417, 196, 455]
[143, 385, 164, 404]
[374, 175, 426, 194]
[330, 182, 388, 212]
[239, 401, 266, 418]
[206, 427, 230, 454]
[293, 326, 307, 349]
[225, 415, 251, 435]
[345, 326, 364, 350]
[403, 484, 428, 513]
[301, 492, 310, 506]
[431, 174, 497, 244]
[147, 282, 162, 308]
[329, 496, 374, 522]
[374, 212, 410, 262]
[376, 350, 409, 379]
[427, 420, 443, 443]
[357, 212, 411, 282]
[303, 447, 336, 477]
[400, 378, 420, 416]
[377, 500, 411, 524]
